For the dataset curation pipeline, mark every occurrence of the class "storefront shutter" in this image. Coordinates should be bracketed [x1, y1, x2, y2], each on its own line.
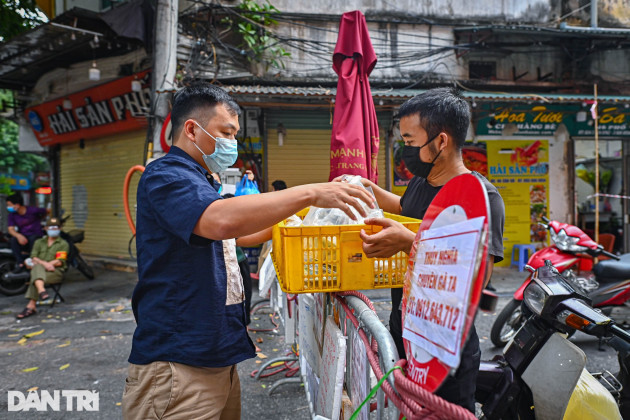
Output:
[60, 130, 145, 259]
[265, 109, 389, 190]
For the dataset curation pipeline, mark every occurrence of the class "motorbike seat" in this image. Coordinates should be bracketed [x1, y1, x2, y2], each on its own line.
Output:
[593, 253, 630, 283]
[67, 229, 84, 243]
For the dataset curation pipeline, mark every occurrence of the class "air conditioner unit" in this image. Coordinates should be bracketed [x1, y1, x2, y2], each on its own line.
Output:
[219, 168, 242, 195]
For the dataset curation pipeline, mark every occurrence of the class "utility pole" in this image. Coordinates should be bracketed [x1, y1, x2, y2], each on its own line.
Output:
[147, 0, 178, 163]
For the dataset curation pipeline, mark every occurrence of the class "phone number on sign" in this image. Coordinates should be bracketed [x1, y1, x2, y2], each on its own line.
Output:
[406, 295, 460, 331]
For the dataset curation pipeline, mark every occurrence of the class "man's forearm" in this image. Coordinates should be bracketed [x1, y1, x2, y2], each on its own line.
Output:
[484, 259, 495, 288]
[194, 182, 374, 240]
[194, 186, 313, 240]
[236, 227, 273, 247]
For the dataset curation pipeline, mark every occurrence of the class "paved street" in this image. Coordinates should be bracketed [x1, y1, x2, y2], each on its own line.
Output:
[0, 263, 310, 420]
[1, 264, 628, 419]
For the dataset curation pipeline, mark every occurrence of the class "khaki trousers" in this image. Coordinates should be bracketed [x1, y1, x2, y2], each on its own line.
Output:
[25, 264, 63, 301]
[122, 361, 241, 420]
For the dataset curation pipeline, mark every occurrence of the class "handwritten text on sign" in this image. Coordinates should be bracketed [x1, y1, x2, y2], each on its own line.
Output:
[403, 217, 484, 368]
[350, 328, 368, 420]
[316, 316, 346, 420]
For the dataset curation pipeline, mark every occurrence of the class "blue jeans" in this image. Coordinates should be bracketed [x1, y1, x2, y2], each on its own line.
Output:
[9, 234, 41, 265]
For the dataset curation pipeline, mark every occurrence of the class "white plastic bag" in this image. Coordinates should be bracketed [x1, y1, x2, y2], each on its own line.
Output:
[301, 175, 383, 226]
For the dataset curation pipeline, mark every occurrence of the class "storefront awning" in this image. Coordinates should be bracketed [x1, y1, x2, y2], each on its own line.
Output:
[454, 24, 630, 39]
[223, 84, 630, 104]
[0, 2, 152, 91]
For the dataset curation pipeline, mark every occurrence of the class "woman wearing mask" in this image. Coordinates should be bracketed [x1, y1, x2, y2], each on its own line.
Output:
[16, 217, 70, 319]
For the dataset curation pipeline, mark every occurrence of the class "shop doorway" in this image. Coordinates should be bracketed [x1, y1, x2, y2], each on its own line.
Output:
[574, 139, 628, 254]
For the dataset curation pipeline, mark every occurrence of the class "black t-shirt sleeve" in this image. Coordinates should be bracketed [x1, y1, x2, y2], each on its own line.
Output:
[488, 189, 505, 263]
[399, 178, 413, 212]
[477, 175, 505, 263]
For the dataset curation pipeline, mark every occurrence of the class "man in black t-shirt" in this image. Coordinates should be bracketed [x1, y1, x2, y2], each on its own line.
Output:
[355, 88, 505, 412]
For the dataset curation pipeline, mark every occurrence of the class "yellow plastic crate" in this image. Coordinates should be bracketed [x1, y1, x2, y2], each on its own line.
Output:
[271, 209, 421, 294]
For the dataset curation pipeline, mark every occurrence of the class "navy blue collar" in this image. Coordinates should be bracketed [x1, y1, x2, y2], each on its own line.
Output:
[168, 145, 222, 192]
[169, 145, 205, 171]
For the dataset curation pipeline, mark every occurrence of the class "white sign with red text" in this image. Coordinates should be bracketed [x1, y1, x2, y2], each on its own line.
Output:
[316, 316, 346, 420]
[402, 216, 484, 369]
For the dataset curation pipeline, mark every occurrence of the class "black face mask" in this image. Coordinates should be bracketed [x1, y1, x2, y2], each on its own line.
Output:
[402, 134, 442, 179]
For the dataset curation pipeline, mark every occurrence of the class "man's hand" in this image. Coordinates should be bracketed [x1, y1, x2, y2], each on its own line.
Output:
[43, 261, 56, 272]
[359, 218, 416, 258]
[17, 234, 28, 246]
[308, 182, 375, 220]
[332, 175, 402, 215]
[331, 175, 373, 189]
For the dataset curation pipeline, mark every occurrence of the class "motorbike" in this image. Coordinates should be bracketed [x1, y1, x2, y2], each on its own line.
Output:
[0, 235, 22, 295]
[490, 216, 628, 347]
[477, 260, 630, 420]
[0, 215, 94, 296]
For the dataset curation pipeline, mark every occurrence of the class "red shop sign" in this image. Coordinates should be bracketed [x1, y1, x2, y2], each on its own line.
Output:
[25, 70, 151, 146]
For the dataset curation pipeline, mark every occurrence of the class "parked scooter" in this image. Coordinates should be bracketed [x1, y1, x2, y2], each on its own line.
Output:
[0, 215, 94, 296]
[0, 234, 26, 295]
[59, 215, 95, 281]
[490, 216, 627, 347]
[477, 260, 630, 419]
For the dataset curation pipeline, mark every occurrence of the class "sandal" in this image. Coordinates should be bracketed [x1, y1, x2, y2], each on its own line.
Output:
[39, 291, 50, 301]
[16, 307, 37, 319]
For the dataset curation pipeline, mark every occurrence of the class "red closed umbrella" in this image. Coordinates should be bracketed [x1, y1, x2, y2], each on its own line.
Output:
[329, 10, 379, 183]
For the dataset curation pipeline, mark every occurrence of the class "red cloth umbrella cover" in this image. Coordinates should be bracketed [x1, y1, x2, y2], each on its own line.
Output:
[329, 10, 379, 183]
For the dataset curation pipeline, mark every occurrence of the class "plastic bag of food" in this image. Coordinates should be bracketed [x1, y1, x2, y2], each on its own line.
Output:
[301, 175, 383, 226]
[285, 214, 303, 227]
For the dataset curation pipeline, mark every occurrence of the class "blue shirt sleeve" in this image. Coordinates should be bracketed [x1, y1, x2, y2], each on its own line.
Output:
[142, 162, 221, 244]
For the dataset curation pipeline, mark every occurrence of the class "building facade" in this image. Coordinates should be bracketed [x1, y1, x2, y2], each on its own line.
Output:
[1, 0, 629, 259]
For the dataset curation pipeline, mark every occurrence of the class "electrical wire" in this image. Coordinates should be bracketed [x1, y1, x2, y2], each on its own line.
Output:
[184, 2, 463, 71]
[176, 1, 621, 96]
[550, 3, 592, 24]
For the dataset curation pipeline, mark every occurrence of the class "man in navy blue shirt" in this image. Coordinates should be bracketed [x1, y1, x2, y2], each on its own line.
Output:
[122, 83, 374, 420]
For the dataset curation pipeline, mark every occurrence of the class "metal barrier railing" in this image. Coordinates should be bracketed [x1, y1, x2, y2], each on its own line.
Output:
[335, 291, 477, 420]
[251, 271, 476, 419]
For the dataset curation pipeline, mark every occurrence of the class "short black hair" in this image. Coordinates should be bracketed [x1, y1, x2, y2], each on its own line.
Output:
[6, 192, 23, 206]
[398, 87, 470, 149]
[272, 180, 287, 191]
[171, 83, 241, 142]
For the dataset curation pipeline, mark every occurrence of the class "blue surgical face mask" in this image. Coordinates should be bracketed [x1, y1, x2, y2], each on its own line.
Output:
[191, 121, 239, 173]
[46, 228, 61, 238]
[7, 206, 16, 213]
